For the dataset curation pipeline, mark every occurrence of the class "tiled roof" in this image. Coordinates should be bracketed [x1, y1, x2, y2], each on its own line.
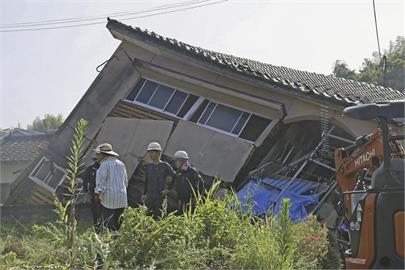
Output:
[0, 134, 52, 162]
[107, 19, 405, 106]
[0, 128, 45, 139]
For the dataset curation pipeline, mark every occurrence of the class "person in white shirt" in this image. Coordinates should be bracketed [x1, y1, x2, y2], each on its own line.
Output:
[94, 143, 128, 231]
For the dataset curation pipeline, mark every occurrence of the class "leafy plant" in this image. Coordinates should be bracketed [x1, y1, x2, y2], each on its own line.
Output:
[292, 215, 328, 269]
[66, 119, 88, 265]
[0, 119, 96, 269]
[1, 153, 336, 269]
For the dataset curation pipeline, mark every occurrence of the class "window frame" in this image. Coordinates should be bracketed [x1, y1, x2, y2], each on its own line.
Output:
[29, 157, 67, 193]
[197, 101, 252, 137]
[125, 78, 272, 142]
[125, 78, 197, 119]
[183, 96, 205, 120]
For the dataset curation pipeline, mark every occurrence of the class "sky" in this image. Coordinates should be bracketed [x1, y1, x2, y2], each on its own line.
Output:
[0, 0, 403, 128]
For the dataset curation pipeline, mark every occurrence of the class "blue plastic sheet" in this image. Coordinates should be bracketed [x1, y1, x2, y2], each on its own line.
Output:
[237, 177, 320, 221]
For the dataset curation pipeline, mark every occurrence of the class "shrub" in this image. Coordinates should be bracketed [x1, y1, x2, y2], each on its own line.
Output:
[0, 225, 107, 269]
[321, 230, 343, 269]
[229, 219, 278, 269]
[229, 199, 295, 270]
[112, 207, 200, 268]
[292, 215, 329, 269]
[1, 178, 336, 269]
[110, 183, 247, 269]
[189, 183, 249, 268]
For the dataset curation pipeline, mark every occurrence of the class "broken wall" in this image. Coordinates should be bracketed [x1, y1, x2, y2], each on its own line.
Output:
[164, 120, 254, 183]
[50, 45, 142, 164]
[93, 117, 174, 177]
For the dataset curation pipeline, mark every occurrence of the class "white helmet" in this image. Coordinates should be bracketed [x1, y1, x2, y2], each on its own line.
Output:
[147, 142, 162, 151]
[174, 150, 189, 160]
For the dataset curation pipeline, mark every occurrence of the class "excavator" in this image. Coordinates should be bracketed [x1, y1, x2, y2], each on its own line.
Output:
[334, 101, 405, 269]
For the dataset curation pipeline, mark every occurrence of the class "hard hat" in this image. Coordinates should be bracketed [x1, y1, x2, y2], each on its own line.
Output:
[147, 142, 162, 151]
[174, 150, 189, 160]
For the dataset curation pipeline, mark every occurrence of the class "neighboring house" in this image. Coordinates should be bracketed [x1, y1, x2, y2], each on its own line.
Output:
[0, 130, 9, 140]
[0, 128, 44, 141]
[5, 19, 405, 206]
[0, 130, 52, 204]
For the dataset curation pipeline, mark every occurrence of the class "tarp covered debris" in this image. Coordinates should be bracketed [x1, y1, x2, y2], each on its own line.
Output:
[237, 177, 320, 221]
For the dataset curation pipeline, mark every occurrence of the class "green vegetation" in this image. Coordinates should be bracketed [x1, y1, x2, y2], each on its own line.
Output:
[27, 113, 64, 133]
[0, 119, 341, 269]
[1, 193, 340, 269]
[333, 36, 405, 91]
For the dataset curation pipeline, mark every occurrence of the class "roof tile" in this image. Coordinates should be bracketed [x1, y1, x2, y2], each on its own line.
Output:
[0, 135, 52, 162]
[107, 19, 405, 106]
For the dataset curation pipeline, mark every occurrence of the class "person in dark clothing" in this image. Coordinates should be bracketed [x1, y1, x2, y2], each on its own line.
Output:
[141, 142, 175, 218]
[82, 158, 101, 232]
[170, 150, 205, 215]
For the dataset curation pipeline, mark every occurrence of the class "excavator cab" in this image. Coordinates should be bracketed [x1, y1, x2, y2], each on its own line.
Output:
[336, 101, 404, 269]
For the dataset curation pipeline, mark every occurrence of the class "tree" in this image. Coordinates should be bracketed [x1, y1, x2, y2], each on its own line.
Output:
[27, 113, 64, 133]
[332, 60, 357, 81]
[332, 36, 405, 91]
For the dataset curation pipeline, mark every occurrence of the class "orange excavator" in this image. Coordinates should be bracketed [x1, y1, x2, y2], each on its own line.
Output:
[334, 101, 405, 269]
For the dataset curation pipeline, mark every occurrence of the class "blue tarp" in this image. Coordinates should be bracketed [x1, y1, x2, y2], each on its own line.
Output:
[237, 177, 320, 221]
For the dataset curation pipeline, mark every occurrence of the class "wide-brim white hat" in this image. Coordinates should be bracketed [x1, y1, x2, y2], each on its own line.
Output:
[93, 143, 119, 156]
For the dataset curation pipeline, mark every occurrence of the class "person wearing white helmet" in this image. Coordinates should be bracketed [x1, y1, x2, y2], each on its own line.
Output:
[168, 150, 205, 214]
[142, 142, 175, 218]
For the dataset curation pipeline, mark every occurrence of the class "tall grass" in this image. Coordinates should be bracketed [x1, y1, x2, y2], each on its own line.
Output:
[0, 183, 338, 269]
[109, 181, 338, 269]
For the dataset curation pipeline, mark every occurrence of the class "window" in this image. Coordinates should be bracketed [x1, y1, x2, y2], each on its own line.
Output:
[29, 157, 67, 192]
[189, 100, 209, 122]
[240, 114, 272, 141]
[198, 102, 250, 135]
[127, 79, 273, 142]
[192, 101, 272, 141]
[126, 78, 199, 118]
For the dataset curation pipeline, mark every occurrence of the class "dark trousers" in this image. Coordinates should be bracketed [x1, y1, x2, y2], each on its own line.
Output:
[90, 197, 102, 233]
[100, 205, 124, 231]
[177, 199, 187, 215]
[177, 197, 197, 215]
[145, 199, 163, 219]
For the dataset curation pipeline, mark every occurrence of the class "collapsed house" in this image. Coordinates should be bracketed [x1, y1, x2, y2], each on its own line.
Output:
[5, 19, 405, 221]
[0, 129, 52, 204]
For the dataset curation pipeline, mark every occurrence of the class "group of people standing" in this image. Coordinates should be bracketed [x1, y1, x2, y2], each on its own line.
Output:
[81, 142, 205, 232]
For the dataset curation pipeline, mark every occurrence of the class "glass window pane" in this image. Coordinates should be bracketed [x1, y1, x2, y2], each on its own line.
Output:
[165, 91, 188, 115]
[34, 160, 52, 180]
[148, 85, 174, 109]
[127, 78, 145, 101]
[232, 112, 250, 135]
[240, 114, 272, 141]
[198, 102, 216, 124]
[177, 94, 199, 118]
[206, 104, 242, 132]
[136, 81, 158, 104]
[190, 99, 209, 122]
[48, 169, 65, 189]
